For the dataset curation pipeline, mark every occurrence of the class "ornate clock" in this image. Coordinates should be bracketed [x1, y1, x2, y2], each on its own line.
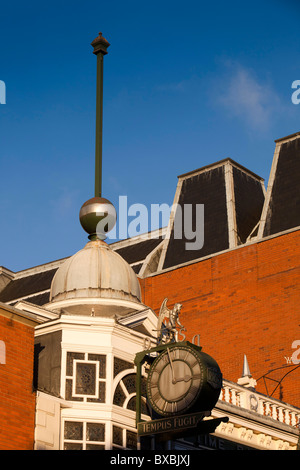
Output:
[146, 342, 222, 417]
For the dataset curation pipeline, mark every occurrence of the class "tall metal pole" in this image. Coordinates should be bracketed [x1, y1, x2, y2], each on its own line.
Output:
[79, 33, 116, 241]
[91, 32, 110, 198]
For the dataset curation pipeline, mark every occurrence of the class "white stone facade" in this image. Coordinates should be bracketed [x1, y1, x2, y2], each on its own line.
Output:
[34, 311, 157, 450]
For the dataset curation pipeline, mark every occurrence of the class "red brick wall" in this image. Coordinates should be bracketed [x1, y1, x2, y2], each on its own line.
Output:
[140, 229, 300, 408]
[0, 311, 36, 450]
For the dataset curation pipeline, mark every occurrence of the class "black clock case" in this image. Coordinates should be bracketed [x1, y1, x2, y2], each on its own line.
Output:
[146, 341, 223, 419]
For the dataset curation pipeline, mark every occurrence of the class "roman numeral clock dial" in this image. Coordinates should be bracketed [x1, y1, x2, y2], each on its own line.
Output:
[146, 344, 210, 417]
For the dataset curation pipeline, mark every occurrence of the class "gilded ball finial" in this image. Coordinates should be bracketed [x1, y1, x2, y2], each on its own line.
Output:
[79, 197, 117, 241]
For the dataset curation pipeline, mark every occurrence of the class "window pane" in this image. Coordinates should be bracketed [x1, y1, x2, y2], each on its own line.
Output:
[65, 379, 83, 402]
[113, 383, 126, 406]
[99, 381, 105, 402]
[64, 421, 83, 440]
[126, 430, 137, 449]
[66, 352, 84, 376]
[86, 444, 105, 450]
[87, 381, 106, 403]
[88, 354, 106, 378]
[141, 398, 150, 416]
[114, 357, 133, 377]
[86, 423, 105, 442]
[113, 425, 123, 446]
[127, 396, 136, 411]
[75, 362, 96, 395]
[122, 374, 136, 394]
[65, 379, 72, 401]
[141, 376, 147, 397]
[64, 442, 83, 450]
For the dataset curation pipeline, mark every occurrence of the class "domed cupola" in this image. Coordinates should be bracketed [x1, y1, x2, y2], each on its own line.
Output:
[48, 238, 141, 315]
[46, 191, 144, 316]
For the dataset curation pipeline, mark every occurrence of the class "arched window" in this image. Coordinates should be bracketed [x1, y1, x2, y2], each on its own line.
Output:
[113, 369, 150, 416]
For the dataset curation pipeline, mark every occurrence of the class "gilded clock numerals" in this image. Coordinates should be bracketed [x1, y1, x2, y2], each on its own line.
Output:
[155, 361, 165, 373]
[161, 353, 169, 364]
[183, 350, 190, 361]
[192, 372, 201, 380]
[189, 359, 199, 368]
[188, 385, 198, 396]
[176, 398, 187, 412]
[163, 400, 169, 412]
[151, 370, 159, 381]
[171, 401, 178, 413]
[157, 397, 166, 410]
[152, 390, 160, 401]
[150, 379, 158, 388]
[172, 348, 180, 360]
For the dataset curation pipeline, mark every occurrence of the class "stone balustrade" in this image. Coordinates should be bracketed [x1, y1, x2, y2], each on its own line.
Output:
[219, 379, 300, 428]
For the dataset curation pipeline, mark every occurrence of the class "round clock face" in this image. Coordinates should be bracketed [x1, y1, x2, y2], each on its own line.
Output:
[146, 345, 203, 416]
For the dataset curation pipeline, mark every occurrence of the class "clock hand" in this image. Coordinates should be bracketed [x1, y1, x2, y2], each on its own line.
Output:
[167, 348, 176, 382]
[172, 375, 192, 384]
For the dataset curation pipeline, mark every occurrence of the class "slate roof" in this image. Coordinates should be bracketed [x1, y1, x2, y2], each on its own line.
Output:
[0, 233, 164, 306]
[1, 132, 300, 308]
[260, 133, 300, 237]
[0, 269, 57, 305]
[114, 237, 163, 264]
[161, 158, 265, 270]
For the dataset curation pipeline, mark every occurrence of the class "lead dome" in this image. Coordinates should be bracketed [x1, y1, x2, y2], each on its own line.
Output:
[47, 239, 142, 317]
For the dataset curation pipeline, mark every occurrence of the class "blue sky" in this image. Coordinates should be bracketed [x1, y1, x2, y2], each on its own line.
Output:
[0, 0, 300, 271]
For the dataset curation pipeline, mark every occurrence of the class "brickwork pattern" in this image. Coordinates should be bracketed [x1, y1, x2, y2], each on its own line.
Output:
[0, 312, 36, 450]
[140, 230, 300, 408]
